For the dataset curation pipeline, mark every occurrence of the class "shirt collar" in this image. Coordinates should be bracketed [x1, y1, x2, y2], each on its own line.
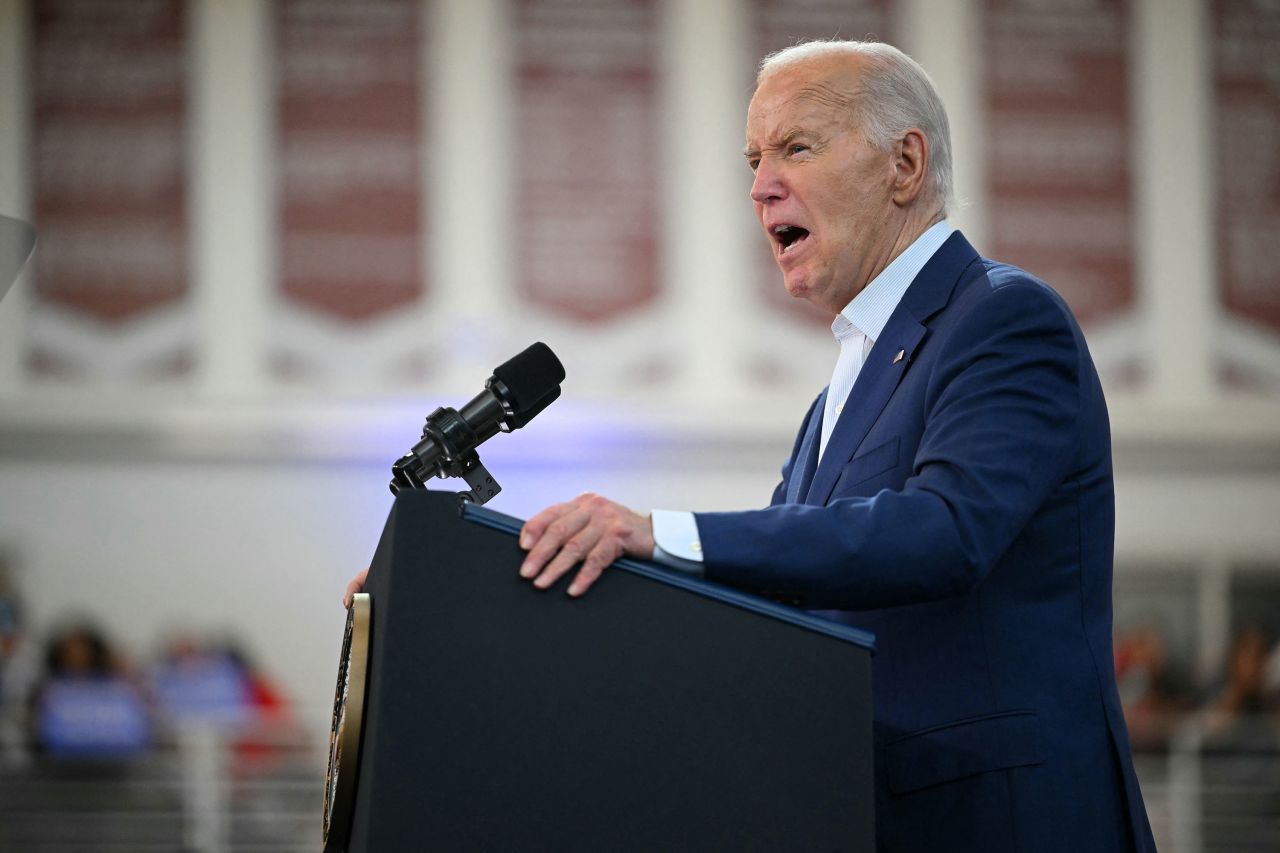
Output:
[833, 220, 954, 343]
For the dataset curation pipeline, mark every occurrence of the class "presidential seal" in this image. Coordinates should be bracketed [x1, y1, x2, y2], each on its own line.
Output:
[323, 592, 371, 852]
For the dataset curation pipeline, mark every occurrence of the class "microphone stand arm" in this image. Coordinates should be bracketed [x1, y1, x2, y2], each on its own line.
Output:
[389, 405, 504, 505]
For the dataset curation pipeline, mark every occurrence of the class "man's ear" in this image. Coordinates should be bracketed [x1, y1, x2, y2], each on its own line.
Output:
[891, 128, 929, 207]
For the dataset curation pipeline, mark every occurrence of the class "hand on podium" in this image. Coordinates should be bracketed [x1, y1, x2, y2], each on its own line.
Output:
[518, 492, 655, 597]
[342, 568, 369, 609]
[339, 491, 655, 606]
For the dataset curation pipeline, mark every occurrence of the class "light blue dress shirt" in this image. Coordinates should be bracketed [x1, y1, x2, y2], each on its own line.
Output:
[650, 221, 955, 572]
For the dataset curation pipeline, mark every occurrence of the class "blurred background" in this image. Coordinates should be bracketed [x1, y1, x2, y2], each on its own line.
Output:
[0, 0, 1277, 850]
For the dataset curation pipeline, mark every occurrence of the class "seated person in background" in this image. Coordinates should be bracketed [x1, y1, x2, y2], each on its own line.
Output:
[151, 635, 297, 770]
[151, 633, 251, 729]
[1202, 625, 1279, 749]
[32, 623, 150, 759]
[1114, 623, 1193, 752]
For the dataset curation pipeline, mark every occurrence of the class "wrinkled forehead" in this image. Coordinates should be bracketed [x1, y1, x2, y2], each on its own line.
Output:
[745, 65, 861, 141]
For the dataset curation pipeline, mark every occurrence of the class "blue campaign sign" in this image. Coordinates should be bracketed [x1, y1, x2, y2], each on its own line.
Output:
[36, 677, 151, 757]
[152, 655, 251, 727]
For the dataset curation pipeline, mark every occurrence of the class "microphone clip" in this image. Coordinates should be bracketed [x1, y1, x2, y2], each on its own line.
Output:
[389, 405, 504, 505]
[456, 455, 501, 505]
[389, 447, 503, 506]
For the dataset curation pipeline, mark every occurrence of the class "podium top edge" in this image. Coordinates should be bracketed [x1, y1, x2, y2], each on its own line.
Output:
[461, 501, 876, 654]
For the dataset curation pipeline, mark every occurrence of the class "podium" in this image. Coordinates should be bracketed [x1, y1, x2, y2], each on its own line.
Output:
[329, 490, 876, 852]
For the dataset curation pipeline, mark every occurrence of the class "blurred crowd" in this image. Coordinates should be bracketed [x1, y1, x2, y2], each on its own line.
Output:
[1115, 622, 1280, 753]
[5, 580, 1278, 765]
[0, 579, 301, 770]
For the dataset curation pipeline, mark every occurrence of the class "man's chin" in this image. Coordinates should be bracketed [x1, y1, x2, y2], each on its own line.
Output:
[783, 279, 844, 317]
[782, 273, 809, 300]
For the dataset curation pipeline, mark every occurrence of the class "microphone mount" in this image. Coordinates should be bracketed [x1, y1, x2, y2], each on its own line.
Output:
[391, 449, 502, 505]
[390, 401, 506, 505]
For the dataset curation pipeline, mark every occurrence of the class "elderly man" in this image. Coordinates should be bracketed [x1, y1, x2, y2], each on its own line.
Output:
[514, 41, 1154, 852]
[348, 39, 1155, 851]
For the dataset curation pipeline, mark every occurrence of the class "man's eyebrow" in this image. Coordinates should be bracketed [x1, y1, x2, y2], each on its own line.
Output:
[776, 126, 811, 145]
[743, 125, 816, 157]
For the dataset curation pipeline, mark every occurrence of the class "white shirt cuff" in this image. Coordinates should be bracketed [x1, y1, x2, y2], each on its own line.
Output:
[649, 510, 705, 576]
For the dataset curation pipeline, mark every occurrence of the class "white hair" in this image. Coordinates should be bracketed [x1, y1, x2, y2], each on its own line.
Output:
[759, 40, 955, 218]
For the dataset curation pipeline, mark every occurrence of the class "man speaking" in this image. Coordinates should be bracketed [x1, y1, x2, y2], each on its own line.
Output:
[345, 38, 1155, 851]
[514, 40, 1157, 852]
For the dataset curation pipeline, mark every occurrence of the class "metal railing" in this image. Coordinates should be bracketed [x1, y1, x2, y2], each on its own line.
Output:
[0, 722, 321, 853]
[1, 716, 1277, 852]
[1140, 715, 1280, 853]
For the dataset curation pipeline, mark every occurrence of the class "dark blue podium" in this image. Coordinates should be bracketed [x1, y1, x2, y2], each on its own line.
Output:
[336, 490, 876, 852]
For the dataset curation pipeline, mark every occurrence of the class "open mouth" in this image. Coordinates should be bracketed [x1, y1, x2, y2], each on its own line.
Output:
[772, 224, 810, 255]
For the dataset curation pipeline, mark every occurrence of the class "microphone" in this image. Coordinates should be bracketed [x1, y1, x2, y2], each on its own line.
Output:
[390, 342, 565, 503]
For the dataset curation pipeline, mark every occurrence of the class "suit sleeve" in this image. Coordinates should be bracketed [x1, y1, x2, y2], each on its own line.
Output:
[696, 281, 1085, 610]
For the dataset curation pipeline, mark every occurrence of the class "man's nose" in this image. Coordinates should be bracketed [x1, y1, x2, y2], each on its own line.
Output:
[750, 160, 785, 204]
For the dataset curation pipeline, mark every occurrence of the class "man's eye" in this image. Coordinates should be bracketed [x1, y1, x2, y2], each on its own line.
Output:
[787, 143, 809, 157]
[747, 158, 760, 172]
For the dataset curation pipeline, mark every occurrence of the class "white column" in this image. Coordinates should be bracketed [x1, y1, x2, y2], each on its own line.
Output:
[0, 0, 31, 395]
[1132, 0, 1216, 405]
[1196, 555, 1231, 685]
[659, 0, 755, 398]
[898, 0, 988, 248]
[179, 725, 230, 852]
[425, 0, 515, 384]
[189, 0, 274, 398]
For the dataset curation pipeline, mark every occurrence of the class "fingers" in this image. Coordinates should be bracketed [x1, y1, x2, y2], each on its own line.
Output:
[342, 568, 369, 609]
[518, 493, 654, 597]
[532, 519, 607, 593]
[519, 503, 590, 582]
[519, 500, 566, 550]
[567, 535, 623, 597]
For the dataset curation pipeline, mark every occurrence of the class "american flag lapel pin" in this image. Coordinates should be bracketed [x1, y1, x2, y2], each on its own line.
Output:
[892, 349, 905, 365]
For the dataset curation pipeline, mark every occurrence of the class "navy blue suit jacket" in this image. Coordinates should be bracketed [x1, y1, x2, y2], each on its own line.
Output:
[696, 233, 1156, 852]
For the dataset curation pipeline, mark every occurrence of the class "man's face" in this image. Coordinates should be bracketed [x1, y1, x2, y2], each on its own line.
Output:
[744, 59, 899, 315]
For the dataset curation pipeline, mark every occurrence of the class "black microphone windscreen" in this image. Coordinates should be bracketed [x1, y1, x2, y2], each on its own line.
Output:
[492, 342, 565, 412]
[507, 386, 561, 429]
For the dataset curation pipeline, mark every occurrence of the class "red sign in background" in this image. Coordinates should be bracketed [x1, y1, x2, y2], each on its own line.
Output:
[752, 0, 896, 329]
[982, 0, 1134, 327]
[1213, 0, 1280, 335]
[275, 0, 423, 323]
[515, 0, 660, 324]
[30, 0, 189, 373]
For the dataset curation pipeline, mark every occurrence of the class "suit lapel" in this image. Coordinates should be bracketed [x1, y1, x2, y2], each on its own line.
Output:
[786, 388, 825, 504]
[804, 319, 926, 505]
[803, 231, 981, 506]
